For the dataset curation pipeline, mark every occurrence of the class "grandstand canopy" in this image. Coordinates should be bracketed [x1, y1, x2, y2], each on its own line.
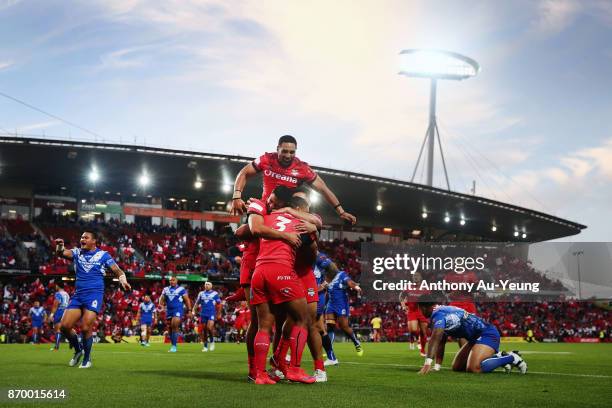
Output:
[0, 136, 585, 242]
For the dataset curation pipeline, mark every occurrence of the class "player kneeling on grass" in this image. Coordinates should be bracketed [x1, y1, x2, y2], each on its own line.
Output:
[417, 294, 527, 375]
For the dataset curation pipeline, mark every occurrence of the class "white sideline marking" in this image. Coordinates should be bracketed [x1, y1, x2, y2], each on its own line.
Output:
[340, 361, 612, 378]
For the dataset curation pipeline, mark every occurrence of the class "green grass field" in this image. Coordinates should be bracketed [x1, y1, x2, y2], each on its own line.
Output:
[1, 342, 611, 408]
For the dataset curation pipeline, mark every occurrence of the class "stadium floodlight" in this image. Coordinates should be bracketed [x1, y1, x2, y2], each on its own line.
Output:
[459, 218, 466, 226]
[222, 183, 231, 193]
[310, 191, 320, 204]
[421, 211, 428, 219]
[521, 233, 527, 239]
[444, 215, 450, 223]
[400, 49, 480, 189]
[194, 180, 203, 189]
[138, 173, 150, 188]
[376, 203, 383, 212]
[88, 168, 100, 183]
[514, 231, 520, 237]
[491, 225, 497, 232]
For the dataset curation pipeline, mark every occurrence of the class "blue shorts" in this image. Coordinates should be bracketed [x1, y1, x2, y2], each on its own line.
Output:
[325, 301, 349, 317]
[472, 324, 501, 353]
[53, 309, 65, 324]
[67, 289, 104, 314]
[200, 314, 215, 323]
[316, 293, 326, 316]
[167, 309, 183, 320]
[32, 321, 43, 329]
[140, 318, 153, 326]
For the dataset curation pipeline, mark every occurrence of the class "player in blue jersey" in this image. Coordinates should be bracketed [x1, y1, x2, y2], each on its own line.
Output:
[55, 231, 131, 368]
[192, 282, 222, 352]
[313, 253, 338, 366]
[29, 300, 46, 344]
[417, 295, 527, 375]
[136, 295, 157, 347]
[49, 282, 70, 351]
[324, 261, 363, 357]
[159, 276, 192, 352]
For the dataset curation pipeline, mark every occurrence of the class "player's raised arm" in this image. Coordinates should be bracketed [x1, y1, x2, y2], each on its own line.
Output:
[310, 175, 357, 225]
[248, 212, 302, 248]
[419, 328, 445, 375]
[54, 238, 73, 259]
[272, 207, 323, 230]
[230, 163, 258, 215]
[109, 263, 131, 292]
[234, 224, 253, 240]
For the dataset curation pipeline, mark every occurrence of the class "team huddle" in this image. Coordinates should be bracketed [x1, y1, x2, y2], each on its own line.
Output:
[46, 135, 527, 382]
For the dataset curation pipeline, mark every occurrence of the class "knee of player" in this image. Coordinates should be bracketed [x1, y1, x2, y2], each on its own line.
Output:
[466, 364, 482, 373]
[451, 363, 464, 372]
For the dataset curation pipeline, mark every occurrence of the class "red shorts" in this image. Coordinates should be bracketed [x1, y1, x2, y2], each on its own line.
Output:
[250, 263, 305, 305]
[450, 301, 477, 314]
[299, 271, 319, 303]
[239, 251, 256, 287]
[407, 310, 428, 323]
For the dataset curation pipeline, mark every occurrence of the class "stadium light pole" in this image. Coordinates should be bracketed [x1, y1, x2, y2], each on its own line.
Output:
[399, 49, 480, 189]
[572, 250, 584, 300]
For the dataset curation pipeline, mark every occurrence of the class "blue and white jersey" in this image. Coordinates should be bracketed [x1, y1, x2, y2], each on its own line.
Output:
[55, 291, 70, 311]
[29, 306, 46, 324]
[195, 290, 221, 316]
[139, 301, 156, 322]
[70, 247, 117, 292]
[328, 270, 351, 305]
[430, 305, 491, 342]
[162, 285, 187, 312]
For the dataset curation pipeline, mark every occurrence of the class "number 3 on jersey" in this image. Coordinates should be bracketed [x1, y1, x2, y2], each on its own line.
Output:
[275, 215, 291, 231]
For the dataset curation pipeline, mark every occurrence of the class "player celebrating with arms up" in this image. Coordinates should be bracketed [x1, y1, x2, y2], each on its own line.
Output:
[55, 231, 131, 368]
[417, 295, 527, 375]
[193, 282, 222, 352]
[159, 276, 192, 353]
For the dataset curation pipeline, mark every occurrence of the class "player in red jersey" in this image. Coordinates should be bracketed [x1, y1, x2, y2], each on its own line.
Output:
[229, 135, 356, 225]
[248, 192, 318, 385]
[400, 272, 429, 356]
[234, 301, 251, 344]
[268, 190, 328, 382]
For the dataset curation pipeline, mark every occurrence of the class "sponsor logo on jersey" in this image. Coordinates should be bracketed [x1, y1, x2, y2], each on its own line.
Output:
[263, 169, 298, 184]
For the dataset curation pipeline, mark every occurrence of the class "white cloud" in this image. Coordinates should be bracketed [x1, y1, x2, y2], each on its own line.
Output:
[17, 120, 62, 132]
[0, 61, 13, 70]
[533, 0, 581, 35]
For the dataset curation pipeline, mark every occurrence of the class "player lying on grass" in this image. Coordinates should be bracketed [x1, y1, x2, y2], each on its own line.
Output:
[417, 294, 527, 375]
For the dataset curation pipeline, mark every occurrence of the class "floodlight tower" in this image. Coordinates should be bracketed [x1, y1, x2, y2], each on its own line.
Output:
[399, 49, 480, 189]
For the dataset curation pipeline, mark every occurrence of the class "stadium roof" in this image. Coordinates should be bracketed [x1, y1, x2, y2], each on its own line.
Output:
[0, 136, 586, 242]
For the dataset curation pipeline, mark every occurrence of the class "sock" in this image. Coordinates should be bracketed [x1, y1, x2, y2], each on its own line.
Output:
[321, 333, 336, 360]
[171, 331, 178, 347]
[347, 331, 361, 347]
[289, 326, 308, 368]
[327, 326, 336, 344]
[419, 333, 427, 353]
[204, 338, 208, 347]
[254, 331, 270, 374]
[33, 333, 38, 343]
[55, 333, 62, 349]
[248, 355, 256, 378]
[274, 337, 290, 369]
[314, 359, 325, 371]
[82, 336, 93, 364]
[209, 335, 214, 344]
[66, 332, 81, 352]
[480, 354, 514, 373]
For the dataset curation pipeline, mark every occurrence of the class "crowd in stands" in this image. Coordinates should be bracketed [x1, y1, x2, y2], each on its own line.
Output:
[0, 217, 610, 344]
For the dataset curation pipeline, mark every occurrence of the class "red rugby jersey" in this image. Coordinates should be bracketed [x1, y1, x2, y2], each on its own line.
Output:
[252, 152, 317, 201]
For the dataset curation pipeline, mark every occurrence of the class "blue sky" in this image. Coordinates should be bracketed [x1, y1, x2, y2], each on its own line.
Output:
[1, 0, 611, 240]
